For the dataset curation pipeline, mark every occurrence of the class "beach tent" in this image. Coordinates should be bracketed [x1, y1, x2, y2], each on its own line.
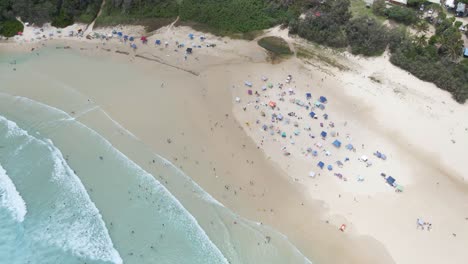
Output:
[309, 171, 316, 178]
[123, 35, 128, 40]
[318, 104, 325, 110]
[464, 48, 468, 58]
[360, 155, 368, 162]
[186, 48, 193, 54]
[319, 96, 327, 103]
[346, 144, 354, 150]
[333, 140, 341, 148]
[315, 101, 321, 107]
[317, 161, 325, 169]
[446, 0, 455, 8]
[269, 101, 277, 108]
[306, 93, 312, 99]
[131, 43, 137, 50]
[189, 33, 194, 39]
[141, 36, 148, 43]
[248, 90, 253, 95]
[321, 131, 327, 138]
[155, 39, 161, 45]
[117, 32, 123, 37]
[281, 132, 287, 137]
[277, 114, 284, 120]
[327, 165, 333, 171]
[396, 185, 404, 192]
[309, 112, 316, 118]
[386, 176, 396, 186]
[336, 160, 344, 167]
[244, 81, 253, 87]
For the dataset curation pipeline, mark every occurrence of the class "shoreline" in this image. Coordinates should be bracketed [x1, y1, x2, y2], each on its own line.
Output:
[1, 22, 468, 264]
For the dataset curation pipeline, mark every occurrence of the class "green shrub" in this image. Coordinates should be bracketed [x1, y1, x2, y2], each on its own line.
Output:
[0, 19, 24, 37]
[258, 36, 292, 56]
[385, 6, 419, 25]
[297, 0, 351, 48]
[346, 16, 389, 56]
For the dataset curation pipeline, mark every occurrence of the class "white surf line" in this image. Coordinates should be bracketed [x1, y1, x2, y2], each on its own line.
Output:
[1, 93, 312, 263]
[0, 114, 122, 264]
[0, 161, 27, 222]
[0, 94, 229, 263]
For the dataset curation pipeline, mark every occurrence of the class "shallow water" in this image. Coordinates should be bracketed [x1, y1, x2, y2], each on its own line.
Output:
[0, 48, 312, 264]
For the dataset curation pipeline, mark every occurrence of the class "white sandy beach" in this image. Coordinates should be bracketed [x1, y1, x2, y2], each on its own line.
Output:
[2, 21, 468, 264]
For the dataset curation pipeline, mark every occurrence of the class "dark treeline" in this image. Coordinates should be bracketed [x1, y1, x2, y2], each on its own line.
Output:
[0, 0, 102, 36]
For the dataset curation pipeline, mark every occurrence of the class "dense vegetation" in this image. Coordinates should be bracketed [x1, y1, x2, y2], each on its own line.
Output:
[293, 0, 351, 48]
[389, 15, 468, 103]
[345, 16, 389, 56]
[0, 0, 102, 29]
[0, 19, 23, 37]
[97, 0, 310, 34]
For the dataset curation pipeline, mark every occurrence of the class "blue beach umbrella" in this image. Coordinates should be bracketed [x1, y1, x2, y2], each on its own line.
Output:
[129, 36, 134, 41]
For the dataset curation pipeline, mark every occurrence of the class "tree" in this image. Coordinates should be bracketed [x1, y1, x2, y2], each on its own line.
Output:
[385, 6, 419, 25]
[345, 16, 389, 56]
[414, 20, 429, 34]
[413, 34, 428, 47]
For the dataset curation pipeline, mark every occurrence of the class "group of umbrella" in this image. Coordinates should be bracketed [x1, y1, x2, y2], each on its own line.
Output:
[240, 76, 403, 192]
[108, 30, 204, 51]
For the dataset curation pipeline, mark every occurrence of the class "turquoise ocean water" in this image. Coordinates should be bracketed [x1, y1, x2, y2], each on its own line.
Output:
[0, 49, 312, 264]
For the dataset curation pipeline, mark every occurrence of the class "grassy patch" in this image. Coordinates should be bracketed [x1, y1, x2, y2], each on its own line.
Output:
[296, 45, 348, 71]
[258, 36, 293, 58]
[350, 0, 385, 22]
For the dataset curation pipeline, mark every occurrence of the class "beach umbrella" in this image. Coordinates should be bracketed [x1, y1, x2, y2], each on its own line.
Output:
[189, 33, 194, 39]
[319, 96, 327, 103]
[312, 150, 318, 156]
[117, 32, 123, 37]
[327, 165, 333, 171]
[269, 101, 276, 108]
[155, 39, 161, 45]
[124, 35, 128, 40]
[268, 83, 273, 88]
[17, 31, 23, 36]
[244, 81, 252, 87]
[320, 131, 327, 138]
[129, 36, 134, 41]
[317, 161, 325, 169]
[247, 90, 253, 95]
[309, 112, 316, 118]
[281, 132, 287, 138]
[141, 36, 148, 43]
[309, 171, 316, 177]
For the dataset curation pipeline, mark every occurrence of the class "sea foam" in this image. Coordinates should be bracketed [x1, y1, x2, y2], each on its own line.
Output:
[0, 164, 27, 222]
[0, 114, 123, 264]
